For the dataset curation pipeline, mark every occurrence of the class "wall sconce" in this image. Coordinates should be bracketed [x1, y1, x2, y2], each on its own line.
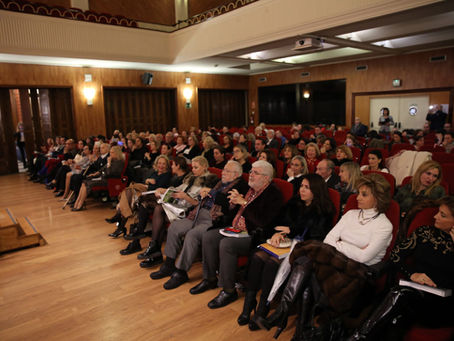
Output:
[303, 89, 310, 99]
[183, 87, 193, 109]
[83, 87, 95, 105]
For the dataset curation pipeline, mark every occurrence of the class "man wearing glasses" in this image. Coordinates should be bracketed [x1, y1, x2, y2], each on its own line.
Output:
[194, 160, 284, 309]
[149, 161, 249, 290]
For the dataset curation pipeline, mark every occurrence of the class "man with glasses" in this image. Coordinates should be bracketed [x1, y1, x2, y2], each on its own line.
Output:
[149, 161, 249, 290]
[193, 160, 284, 309]
[316, 159, 340, 189]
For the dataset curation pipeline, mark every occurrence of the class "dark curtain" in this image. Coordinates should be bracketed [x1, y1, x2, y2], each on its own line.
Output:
[47, 88, 75, 139]
[104, 88, 177, 135]
[198, 89, 246, 129]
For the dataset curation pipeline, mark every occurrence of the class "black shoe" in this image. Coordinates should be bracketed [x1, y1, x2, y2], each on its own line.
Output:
[137, 240, 160, 260]
[108, 227, 126, 238]
[140, 253, 163, 268]
[124, 225, 146, 240]
[238, 291, 257, 326]
[105, 213, 121, 224]
[46, 183, 55, 190]
[119, 240, 142, 255]
[163, 270, 189, 290]
[55, 191, 64, 197]
[149, 260, 175, 279]
[208, 290, 238, 309]
[189, 279, 218, 295]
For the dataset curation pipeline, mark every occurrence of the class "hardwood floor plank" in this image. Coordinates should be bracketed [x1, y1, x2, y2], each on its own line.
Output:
[0, 173, 295, 341]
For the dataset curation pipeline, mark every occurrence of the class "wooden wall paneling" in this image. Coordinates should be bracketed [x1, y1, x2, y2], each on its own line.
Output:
[18, 89, 36, 159]
[39, 89, 53, 140]
[429, 91, 450, 106]
[29, 89, 44, 147]
[0, 88, 18, 174]
[354, 95, 371, 127]
[188, 0, 232, 17]
[34, 0, 71, 8]
[88, 0, 176, 25]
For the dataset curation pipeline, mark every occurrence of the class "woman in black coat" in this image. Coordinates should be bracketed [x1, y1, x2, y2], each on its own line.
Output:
[238, 174, 335, 331]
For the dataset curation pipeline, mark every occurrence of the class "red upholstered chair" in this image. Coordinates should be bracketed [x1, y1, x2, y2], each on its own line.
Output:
[432, 152, 454, 164]
[441, 163, 454, 195]
[361, 148, 388, 166]
[361, 170, 396, 197]
[208, 167, 222, 179]
[401, 176, 449, 195]
[107, 153, 129, 198]
[406, 206, 437, 236]
[275, 159, 285, 179]
[390, 143, 414, 156]
[328, 188, 340, 225]
[350, 146, 362, 163]
[344, 194, 400, 260]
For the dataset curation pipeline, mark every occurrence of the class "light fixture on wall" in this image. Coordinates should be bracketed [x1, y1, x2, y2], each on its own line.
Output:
[303, 89, 310, 99]
[83, 87, 95, 105]
[183, 87, 193, 109]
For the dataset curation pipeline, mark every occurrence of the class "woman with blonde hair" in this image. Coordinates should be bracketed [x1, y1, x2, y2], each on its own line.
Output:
[336, 161, 361, 210]
[394, 160, 445, 217]
[304, 142, 321, 173]
[284, 155, 308, 196]
[107, 155, 172, 238]
[334, 144, 353, 166]
[72, 145, 125, 211]
[233, 144, 252, 174]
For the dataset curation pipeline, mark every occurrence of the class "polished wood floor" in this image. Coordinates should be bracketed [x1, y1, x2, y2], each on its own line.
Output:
[0, 173, 295, 341]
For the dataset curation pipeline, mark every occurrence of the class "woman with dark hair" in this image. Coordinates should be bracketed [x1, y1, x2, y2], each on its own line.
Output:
[281, 144, 299, 167]
[258, 149, 277, 173]
[350, 196, 454, 340]
[181, 135, 201, 160]
[232, 144, 252, 174]
[320, 138, 336, 159]
[259, 173, 393, 339]
[296, 138, 307, 156]
[378, 107, 394, 134]
[212, 146, 227, 169]
[222, 134, 234, 154]
[360, 150, 388, 173]
[238, 174, 335, 331]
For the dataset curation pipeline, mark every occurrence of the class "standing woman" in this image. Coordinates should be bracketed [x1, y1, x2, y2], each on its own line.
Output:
[304, 142, 321, 173]
[283, 155, 308, 196]
[360, 150, 389, 173]
[232, 144, 252, 174]
[350, 196, 454, 340]
[378, 107, 394, 134]
[394, 160, 445, 218]
[14, 122, 27, 168]
[239, 174, 335, 331]
[72, 146, 125, 211]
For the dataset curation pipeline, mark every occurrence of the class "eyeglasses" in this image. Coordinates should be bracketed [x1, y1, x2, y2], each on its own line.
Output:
[222, 169, 237, 174]
[249, 170, 266, 176]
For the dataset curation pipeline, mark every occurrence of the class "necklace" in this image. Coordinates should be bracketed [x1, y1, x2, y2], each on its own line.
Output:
[358, 209, 380, 225]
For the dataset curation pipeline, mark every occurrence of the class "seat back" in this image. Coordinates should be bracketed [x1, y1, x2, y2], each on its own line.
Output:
[432, 152, 454, 164]
[361, 170, 396, 197]
[272, 178, 293, 204]
[406, 206, 438, 236]
[328, 188, 340, 225]
[275, 159, 285, 179]
[208, 167, 222, 179]
[441, 163, 454, 195]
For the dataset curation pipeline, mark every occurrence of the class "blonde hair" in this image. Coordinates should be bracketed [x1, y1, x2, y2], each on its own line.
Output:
[192, 156, 209, 170]
[203, 136, 217, 149]
[340, 161, 361, 191]
[110, 145, 125, 160]
[411, 160, 442, 195]
[305, 142, 321, 157]
[153, 155, 170, 172]
[291, 155, 308, 176]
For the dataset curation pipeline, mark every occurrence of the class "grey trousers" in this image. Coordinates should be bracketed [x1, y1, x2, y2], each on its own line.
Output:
[164, 208, 213, 272]
[202, 228, 251, 290]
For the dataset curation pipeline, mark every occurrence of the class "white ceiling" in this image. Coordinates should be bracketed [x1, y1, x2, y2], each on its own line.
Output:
[1, 1, 454, 75]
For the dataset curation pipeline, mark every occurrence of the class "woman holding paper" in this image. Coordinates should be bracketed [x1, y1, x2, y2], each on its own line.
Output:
[238, 173, 335, 331]
[349, 196, 454, 340]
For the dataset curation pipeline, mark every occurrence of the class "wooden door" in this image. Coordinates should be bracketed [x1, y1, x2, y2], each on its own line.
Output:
[0, 89, 18, 174]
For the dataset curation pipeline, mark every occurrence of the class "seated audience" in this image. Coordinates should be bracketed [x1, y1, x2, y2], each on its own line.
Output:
[320, 137, 336, 159]
[350, 196, 454, 340]
[201, 136, 217, 166]
[316, 159, 340, 189]
[333, 145, 353, 166]
[265, 129, 280, 149]
[304, 142, 321, 173]
[232, 144, 252, 174]
[181, 135, 201, 160]
[259, 174, 393, 339]
[252, 138, 266, 158]
[173, 136, 187, 154]
[394, 160, 445, 218]
[239, 174, 334, 331]
[192, 161, 284, 309]
[258, 149, 277, 173]
[283, 155, 308, 196]
[71, 145, 125, 211]
[360, 150, 389, 173]
[280, 144, 299, 168]
[222, 135, 234, 154]
[335, 161, 361, 210]
[149, 161, 249, 289]
[212, 146, 227, 169]
[442, 131, 454, 153]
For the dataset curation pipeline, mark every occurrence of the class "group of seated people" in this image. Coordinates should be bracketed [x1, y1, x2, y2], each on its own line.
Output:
[27, 123, 453, 340]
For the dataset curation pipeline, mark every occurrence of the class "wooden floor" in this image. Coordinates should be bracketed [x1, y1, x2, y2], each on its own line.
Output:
[0, 173, 295, 341]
